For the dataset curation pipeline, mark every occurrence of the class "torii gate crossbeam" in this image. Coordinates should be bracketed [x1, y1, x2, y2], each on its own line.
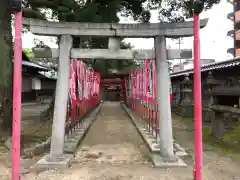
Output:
[33, 48, 193, 60]
[22, 18, 208, 38]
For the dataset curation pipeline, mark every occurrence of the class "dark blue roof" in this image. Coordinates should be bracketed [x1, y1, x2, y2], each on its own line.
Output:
[170, 57, 240, 77]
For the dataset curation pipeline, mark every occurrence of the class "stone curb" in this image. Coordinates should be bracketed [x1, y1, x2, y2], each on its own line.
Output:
[64, 102, 103, 154]
[121, 102, 188, 168]
[22, 101, 50, 107]
[22, 138, 51, 158]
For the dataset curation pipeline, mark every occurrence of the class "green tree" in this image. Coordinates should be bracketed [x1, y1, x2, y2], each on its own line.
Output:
[0, 1, 13, 134]
[23, 48, 34, 58]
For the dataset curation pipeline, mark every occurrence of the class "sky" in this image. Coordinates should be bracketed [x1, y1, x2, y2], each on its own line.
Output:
[22, 0, 234, 63]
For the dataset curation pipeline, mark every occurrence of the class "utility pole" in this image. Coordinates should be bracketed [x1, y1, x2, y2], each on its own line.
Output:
[176, 37, 184, 69]
[176, 37, 183, 50]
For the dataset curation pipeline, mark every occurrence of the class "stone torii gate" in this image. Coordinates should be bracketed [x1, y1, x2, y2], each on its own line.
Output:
[22, 18, 208, 167]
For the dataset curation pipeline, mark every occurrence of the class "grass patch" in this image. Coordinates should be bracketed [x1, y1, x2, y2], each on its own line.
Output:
[21, 121, 52, 148]
[172, 113, 194, 130]
[0, 121, 52, 154]
[173, 113, 240, 157]
[202, 125, 240, 155]
[0, 142, 8, 153]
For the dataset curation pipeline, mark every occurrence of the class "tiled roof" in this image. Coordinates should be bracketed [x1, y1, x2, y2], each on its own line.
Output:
[36, 73, 57, 80]
[22, 60, 49, 71]
[20, 51, 50, 71]
[170, 57, 240, 77]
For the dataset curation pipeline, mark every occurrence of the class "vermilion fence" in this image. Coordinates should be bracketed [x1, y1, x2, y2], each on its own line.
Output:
[126, 59, 172, 139]
[66, 59, 100, 136]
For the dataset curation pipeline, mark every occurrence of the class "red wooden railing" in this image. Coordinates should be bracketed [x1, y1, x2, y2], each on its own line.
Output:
[66, 59, 100, 136]
[126, 59, 172, 139]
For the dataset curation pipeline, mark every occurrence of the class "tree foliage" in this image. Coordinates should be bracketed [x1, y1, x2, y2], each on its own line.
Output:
[0, 0, 13, 134]
[23, 0, 221, 22]
[156, 0, 221, 22]
[21, 0, 221, 73]
[23, 48, 34, 58]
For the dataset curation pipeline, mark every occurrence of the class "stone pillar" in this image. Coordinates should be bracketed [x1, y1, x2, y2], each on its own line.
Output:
[154, 36, 176, 161]
[108, 37, 121, 50]
[50, 35, 73, 158]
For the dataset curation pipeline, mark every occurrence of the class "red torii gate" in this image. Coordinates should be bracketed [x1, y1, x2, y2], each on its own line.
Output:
[101, 74, 128, 102]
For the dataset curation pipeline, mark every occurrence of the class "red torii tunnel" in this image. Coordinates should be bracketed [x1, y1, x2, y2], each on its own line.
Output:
[100, 62, 173, 104]
[101, 74, 128, 102]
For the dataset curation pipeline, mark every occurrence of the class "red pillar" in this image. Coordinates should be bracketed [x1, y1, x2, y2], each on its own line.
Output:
[193, 14, 203, 180]
[12, 11, 22, 180]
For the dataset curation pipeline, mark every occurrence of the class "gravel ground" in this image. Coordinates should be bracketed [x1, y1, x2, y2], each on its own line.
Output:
[19, 102, 193, 179]
[1, 102, 239, 179]
[172, 114, 240, 180]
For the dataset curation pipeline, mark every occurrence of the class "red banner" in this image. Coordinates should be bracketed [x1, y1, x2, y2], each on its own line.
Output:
[69, 59, 77, 104]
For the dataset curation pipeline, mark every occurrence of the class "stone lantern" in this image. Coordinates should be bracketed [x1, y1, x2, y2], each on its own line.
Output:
[179, 74, 193, 116]
[205, 71, 221, 106]
[202, 71, 221, 123]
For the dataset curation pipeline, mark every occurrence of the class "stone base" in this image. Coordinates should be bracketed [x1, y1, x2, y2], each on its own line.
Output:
[152, 154, 187, 168]
[35, 154, 73, 169]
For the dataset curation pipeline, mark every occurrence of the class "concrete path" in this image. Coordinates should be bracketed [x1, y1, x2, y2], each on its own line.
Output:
[74, 101, 151, 165]
[19, 101, 192, 180]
